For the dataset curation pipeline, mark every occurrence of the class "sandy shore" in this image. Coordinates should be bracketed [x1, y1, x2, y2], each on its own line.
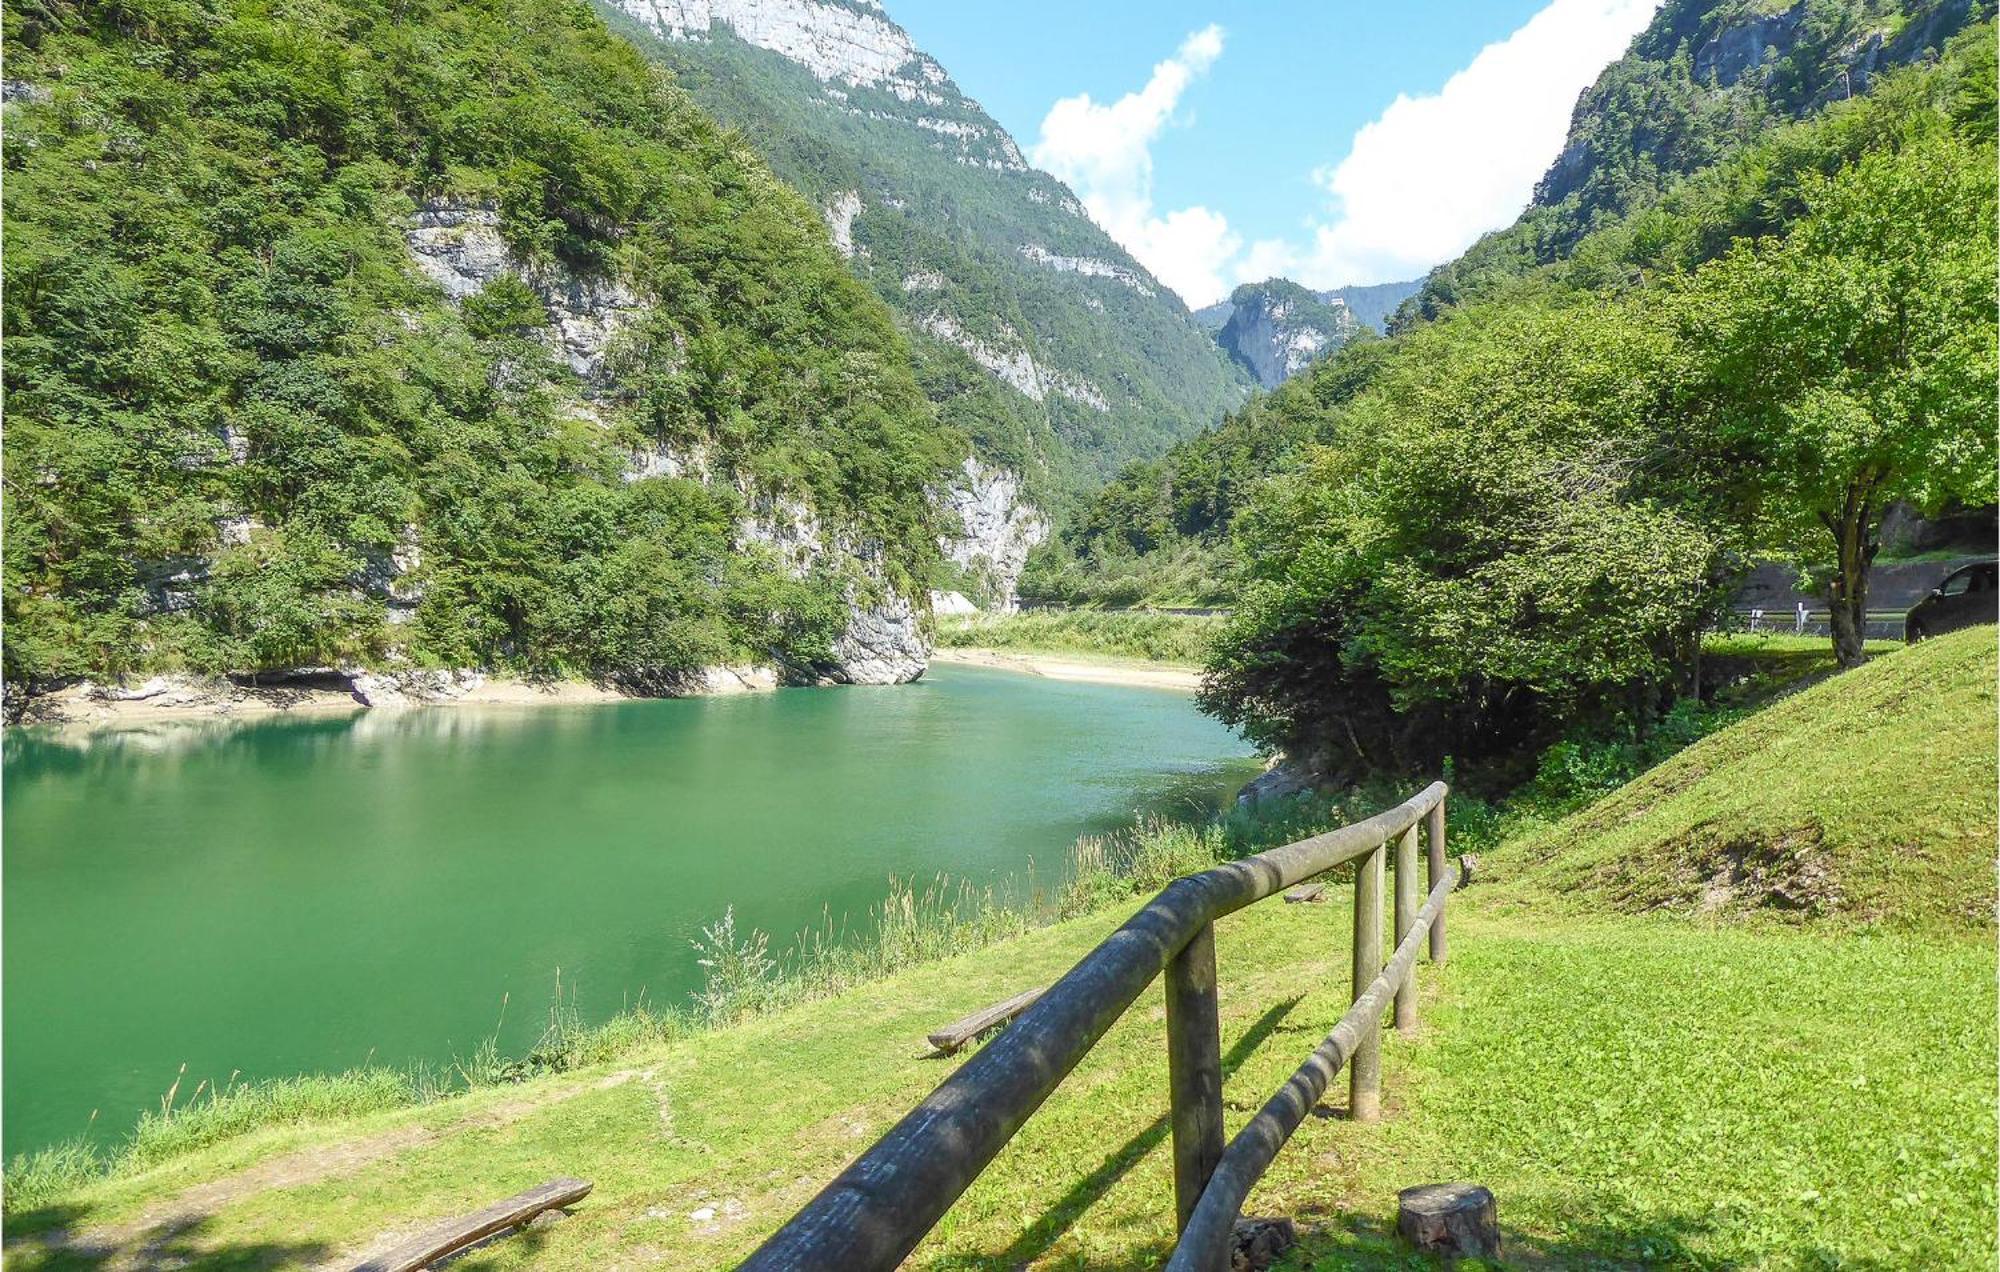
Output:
[930, 647, 1201, 692]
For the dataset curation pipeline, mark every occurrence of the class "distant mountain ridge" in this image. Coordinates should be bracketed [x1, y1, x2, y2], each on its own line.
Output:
[598, 0, 1251, 522]
[1198, 277, 1420, 389]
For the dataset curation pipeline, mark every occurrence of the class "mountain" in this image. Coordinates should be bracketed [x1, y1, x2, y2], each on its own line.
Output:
[1214, 279, 1358, 390]
[2, 0, 979, 702]
[1198, 278, 1420, 387]
[1324, 280, 1424, 333]
[1404, 0, 1994, 324]
[594, 0, 1252, 527]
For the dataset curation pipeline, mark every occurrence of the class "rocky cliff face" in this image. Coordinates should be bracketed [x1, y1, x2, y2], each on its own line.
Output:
[936, 456, 1049, 611]
[1215, 280, 1359, 390]
[399, 198, 928, 686]
[600, 0, 1250, 488]
[1536, 0, 1987, 215]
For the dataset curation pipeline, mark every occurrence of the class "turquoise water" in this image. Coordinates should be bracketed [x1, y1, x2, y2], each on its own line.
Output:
[2, 664, 1257, 1155]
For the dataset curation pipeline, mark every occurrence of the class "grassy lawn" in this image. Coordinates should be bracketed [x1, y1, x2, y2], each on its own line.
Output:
[1499, 627, 1997, 929]
[935, 610, 1222, 667]
[7, 895, 1990, 1269]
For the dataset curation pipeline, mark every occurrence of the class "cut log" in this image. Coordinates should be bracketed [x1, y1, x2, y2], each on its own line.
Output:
[927, 987, 1043, 1055]
[1281, 883, 1326, 904]
[353, 1177, 592, 1272]
[1396, 1182, 1499, 1258]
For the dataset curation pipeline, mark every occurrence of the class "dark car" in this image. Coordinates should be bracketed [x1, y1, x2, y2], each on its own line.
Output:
[1905, 560, 1999, 641]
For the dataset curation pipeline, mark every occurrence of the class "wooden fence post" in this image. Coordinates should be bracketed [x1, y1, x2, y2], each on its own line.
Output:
[1165, 921, 1224, 1231]
[1426, 800, 1447, 965]
[1349, 843, 1384, 1122]
[1394, 824, 1419, 1033]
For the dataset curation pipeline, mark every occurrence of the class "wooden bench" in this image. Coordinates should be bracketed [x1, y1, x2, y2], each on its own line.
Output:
[352, 1177, 592, 1271]
[927, 987, 1043, 1055]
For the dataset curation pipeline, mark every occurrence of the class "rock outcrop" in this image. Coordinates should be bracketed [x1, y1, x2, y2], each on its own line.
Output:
[404, 200, 642, 380]
[401, 200, 931, 688]
[1216, 280, 1358, 390]
[936, 456, 1048, 611]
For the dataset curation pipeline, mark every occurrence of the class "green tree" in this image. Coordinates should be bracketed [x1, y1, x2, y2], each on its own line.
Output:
[1675, 132, 1998, 665]
[1202, 299, 1720, 782]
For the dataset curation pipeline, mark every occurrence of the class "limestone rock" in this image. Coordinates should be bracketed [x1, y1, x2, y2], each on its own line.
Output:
[1217, 282, 1356, 390]
[823, 190, 862, 258]
[935, 456, 1048, 611]
[344, 668, 486, 709]
[828, 589, 926, 685]
[402, 200, 641, 381]
[1236, 757, 1314, 809]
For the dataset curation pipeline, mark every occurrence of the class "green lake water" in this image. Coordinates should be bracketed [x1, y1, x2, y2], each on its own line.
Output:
[2, 664, 1258, 1156]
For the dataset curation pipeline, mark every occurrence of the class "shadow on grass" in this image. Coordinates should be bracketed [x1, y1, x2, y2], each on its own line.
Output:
[1286, 1201, 1915, 1270]
[2, 1210, 333, 1271]
[948, 994, 1304, 1271]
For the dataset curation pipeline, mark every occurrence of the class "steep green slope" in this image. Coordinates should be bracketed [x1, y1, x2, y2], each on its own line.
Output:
[1405, 0, 1994, 323]
[1494, 625, 1998, 929]
[2, 0, 961, 692]
[593, 0, 1250, 502]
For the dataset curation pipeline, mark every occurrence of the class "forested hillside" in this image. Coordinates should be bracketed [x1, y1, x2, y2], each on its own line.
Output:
[2, 0, 970, 696]
[1033, 2, 1996, 792]
[595, 0, 1251, 508]
[1404, 0, 1994, 323]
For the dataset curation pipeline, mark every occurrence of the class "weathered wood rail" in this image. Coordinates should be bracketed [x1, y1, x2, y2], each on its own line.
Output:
[744, 782, 1456, 1270]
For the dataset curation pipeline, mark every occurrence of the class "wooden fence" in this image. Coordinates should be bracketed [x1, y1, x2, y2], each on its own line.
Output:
[743, 782, 1456, 1271]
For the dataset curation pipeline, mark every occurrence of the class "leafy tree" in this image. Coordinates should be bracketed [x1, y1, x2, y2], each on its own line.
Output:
[1673, 132, 1998, 665]
[1203, 300, 1721, 784]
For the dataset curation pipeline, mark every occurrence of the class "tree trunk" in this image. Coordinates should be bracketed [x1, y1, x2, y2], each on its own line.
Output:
[1825, 487, 1880, 670]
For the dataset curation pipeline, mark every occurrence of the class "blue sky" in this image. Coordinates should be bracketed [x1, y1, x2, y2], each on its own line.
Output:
[892, 0, 1661, 304]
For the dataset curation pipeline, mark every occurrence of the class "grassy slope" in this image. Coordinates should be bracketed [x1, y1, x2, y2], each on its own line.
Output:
[8, 633, 1993, 1269]
[1495, 626, 1997, 929]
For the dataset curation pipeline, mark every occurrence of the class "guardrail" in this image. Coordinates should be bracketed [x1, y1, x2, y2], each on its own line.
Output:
[1730, 606, 1907, 641]
[744, 782, 1455, 1270]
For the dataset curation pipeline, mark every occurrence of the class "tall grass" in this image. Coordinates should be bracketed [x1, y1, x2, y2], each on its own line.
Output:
[935, 610, 1220, 665]
[4, 796, 1364, 1218]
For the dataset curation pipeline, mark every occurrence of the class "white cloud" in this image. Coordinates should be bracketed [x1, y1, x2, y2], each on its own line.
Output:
[1244, 0, 1660, 288]
[1031, 26, 1240, 307]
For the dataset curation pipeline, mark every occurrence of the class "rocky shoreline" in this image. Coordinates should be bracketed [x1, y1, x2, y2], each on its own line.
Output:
[2, 664, 792, 731]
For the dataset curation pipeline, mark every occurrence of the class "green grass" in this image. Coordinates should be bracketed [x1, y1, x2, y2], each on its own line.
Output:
[7, 632, 1992, 1268]
[1494, 626, 1997, 930]
[935, 610, 1222, 666]
[7, 896, 1989, 1269]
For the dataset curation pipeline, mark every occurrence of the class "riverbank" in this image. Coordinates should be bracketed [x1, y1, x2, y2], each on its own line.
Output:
[928, 648, 1200, 691]
[5, 666, 780, 731]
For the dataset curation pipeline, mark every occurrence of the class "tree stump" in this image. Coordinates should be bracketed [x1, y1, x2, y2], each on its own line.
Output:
[1397, 1182, 1500, 1258]
[1228, 1216, 1296, 1271]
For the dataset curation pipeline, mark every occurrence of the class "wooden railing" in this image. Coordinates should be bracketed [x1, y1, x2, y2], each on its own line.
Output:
[744, 782, 1455, 1271]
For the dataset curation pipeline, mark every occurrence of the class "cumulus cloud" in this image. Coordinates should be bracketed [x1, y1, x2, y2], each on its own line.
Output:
[1245, 0, 1660, 288]
[1032, 26, 1241, 307]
